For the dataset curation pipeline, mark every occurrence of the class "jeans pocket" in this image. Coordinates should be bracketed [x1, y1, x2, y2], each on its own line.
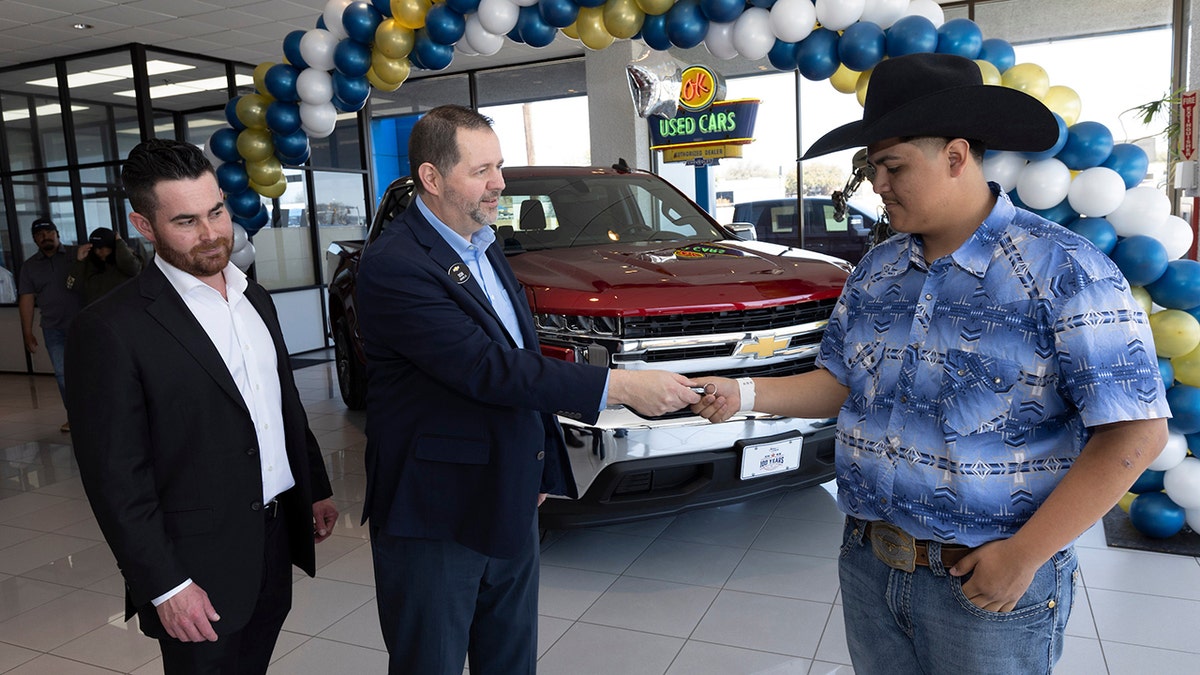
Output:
[950, 549, 1070, 622]
[839, 517, 865, 559]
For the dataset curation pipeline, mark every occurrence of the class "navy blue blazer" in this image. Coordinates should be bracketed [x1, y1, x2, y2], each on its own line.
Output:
[357, 204, 607, 558]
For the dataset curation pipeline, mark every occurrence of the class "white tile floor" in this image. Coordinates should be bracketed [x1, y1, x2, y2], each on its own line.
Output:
[2, 363, 1199, 674]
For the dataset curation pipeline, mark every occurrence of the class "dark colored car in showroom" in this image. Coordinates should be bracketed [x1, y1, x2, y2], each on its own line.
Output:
[327, 163, 852, 528]
[731, 197, 880, 264]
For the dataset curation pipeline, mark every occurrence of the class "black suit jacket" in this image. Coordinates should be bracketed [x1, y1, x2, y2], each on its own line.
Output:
[65, 262, 333, 639]
[357, 204, 608, 558]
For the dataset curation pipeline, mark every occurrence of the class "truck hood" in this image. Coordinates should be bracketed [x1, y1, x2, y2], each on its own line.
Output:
[510, 240, 851, 316]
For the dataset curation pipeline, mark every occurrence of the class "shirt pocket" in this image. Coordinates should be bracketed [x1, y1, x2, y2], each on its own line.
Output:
[940, 349, 1022, 436]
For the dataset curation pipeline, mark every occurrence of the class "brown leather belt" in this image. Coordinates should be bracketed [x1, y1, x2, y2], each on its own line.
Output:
[862, 520, 974, 573]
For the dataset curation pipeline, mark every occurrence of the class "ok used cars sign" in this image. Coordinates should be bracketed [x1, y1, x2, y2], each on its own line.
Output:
[648, 64, 760, 163]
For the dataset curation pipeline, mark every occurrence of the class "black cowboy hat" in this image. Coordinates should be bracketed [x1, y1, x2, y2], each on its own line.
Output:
[802, 53, 1059, 160]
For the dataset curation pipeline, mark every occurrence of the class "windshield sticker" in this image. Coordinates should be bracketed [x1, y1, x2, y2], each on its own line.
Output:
[674, 243, 745, 259]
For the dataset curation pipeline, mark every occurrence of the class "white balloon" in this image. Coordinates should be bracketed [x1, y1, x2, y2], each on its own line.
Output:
[1016, 158, 1071, 210]
[1146, 215, 1195, 261]
[323, 0, 354, 40]
[859, 0, 908, 29]
[296, 68, 334, 105]
[299, 101, 339, 138]
[232, 222, 250, 253]
[512, 0, 539, 6]
[455, 39, 479, 57]
[814, 0, 864, 31]
[477, 0, 520, 36]
[1187, 507, 1200, 533]
[983, 151, 1027, 194]
[905, 0, 944, 26]
[1106, 185, 1172, 238]
[299, 29, 339, 72]
[1149, 432, 1189, 472]
[705, 22, 739, 60]
[1163, 456, 1200, 509]
[464, 15, 505, 56]
[230, 241, 256, 272]
[1066, 167, 1126, 218]
[770, 0, 816, 43]
[732, 8, 775, 61]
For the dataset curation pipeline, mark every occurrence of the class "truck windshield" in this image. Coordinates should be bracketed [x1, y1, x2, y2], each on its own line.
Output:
[495, 174, 727, 252]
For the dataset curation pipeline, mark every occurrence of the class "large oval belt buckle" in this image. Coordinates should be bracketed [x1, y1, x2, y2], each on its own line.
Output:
[869, 522, 917, 573]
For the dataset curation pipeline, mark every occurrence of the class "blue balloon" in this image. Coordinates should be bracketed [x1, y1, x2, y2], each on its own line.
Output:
[1187, 432, 1200, 454]
[539, 0, 579, 28]
[216, 162, 249, 195]
[1129, 491, 1186, 538]
[1101, 143, 1150, 189]
[279, 147, 311, 166]
[748, 0, 775, 6]
[413, 29, 454, 70]
[641, 14, 671, 51]
[1025, 197, 1078, 226]
[1110, 235, 1169, 287]
[699, 0, 744, 23]
[1159, 358, 1176, 387]
[665, 0, 708, 49]
[796, 28, 840, 81]
[574, 0, 606, 7]
[1147, 259, 1200, 310]
[235, 204, 270, 236]
[978, 38, 1015, 73]
[1130, 468, 1166, 494]
[516, 5, 556, 47]
[332, 72, 371, 109]
[1167, 384, 1200, 434]
[838, 21, 885, 73]
[372, 0, 393, 17]
[886, 15, 938, 57]
[282, 30, 310, 70]
[209, 128, 242, 164]
[333, 39, 372, 77]
[1066, 217, 1117, 255]
[226, 188, 263, 219]
[343, 1, 383, 43]
[935, 18, 983, 59]
[1056, 121, 1115, 170]
[264, 64, 300, 102]
[425, 4, 467, 45]
[1024, 113, 1068, 162]
[266, 101, 303, 136]
[767, 40, 799, 72]
[446, 0, 481, 13]
[272, 128, 310, 159]
[506, 26, 525, 44]
[316, 16, 327, 30]
[224, 97, 246, 132]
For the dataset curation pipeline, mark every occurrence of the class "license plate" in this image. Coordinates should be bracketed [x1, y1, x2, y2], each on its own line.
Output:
[740, 435, 803, 479]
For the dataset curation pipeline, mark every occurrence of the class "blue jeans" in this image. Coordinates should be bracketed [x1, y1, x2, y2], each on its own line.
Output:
[42, 328, 68, 404]
[839, 517, 1076, 675]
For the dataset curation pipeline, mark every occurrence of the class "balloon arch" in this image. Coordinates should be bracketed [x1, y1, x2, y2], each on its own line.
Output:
[207, 0, 1200, 538]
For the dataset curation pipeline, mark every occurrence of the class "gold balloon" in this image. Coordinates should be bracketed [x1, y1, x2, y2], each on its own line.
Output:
[236, 128, 274, 162]
[1117, 491, 1136, 513]
[1130, 286, 1152, 314]
[246, 157, 283, 186]
[577, 7, 613, 50]
[371, 49, 411, 86]
[1150, 309, 1200, 358]
[375, 19, 415, 59]
[635, 0, 673, 15]
[1173, 342, 1200, 387]
[603, 0, 644, 40]
[561, 22, 580, 40]
[1001, 62, 1050, 100]
[830, 64, 860, 95]
[252, 175, 288, 199]
[253, 62, 274, 95]
[391, 0, 431, 30]
[974, 59, 1001, 86]
[855, 69, 873, 107]
[235, 94, 271, 130]
[367, 67, 405, 92]
[1043, 84, 1082, 127]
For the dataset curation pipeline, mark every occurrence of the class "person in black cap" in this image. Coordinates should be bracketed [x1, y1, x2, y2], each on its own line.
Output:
[691, 53, 1168, 674]
[17, 217, 81, 431]
[66, 227, 142, 306]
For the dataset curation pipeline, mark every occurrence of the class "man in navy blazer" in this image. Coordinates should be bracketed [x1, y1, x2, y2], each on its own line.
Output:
[357, 105, 700, 674]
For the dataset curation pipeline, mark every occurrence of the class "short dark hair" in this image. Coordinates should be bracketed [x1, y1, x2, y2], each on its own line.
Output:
[408, 105, 494, 194]
[121, 139, 215, 216]
[903, 136, 987, 164]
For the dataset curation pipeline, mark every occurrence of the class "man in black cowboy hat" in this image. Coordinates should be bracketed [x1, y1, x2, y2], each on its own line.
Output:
[692, 53, 1168, 673]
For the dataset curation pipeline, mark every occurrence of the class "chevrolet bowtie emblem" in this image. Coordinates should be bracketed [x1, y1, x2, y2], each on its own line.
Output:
[735, 335, 790, 359]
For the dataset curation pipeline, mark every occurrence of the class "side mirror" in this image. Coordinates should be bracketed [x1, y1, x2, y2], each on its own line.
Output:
[726, 222, 758, 241]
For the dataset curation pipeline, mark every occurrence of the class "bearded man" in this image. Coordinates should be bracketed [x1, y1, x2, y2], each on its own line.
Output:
[66, 138, 339, 675]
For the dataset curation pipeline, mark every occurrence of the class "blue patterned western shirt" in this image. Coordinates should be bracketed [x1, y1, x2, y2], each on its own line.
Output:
[816, 187, 1170, 546]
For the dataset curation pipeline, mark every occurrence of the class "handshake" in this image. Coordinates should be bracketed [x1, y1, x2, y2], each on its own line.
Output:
[607, 370, 742, 421]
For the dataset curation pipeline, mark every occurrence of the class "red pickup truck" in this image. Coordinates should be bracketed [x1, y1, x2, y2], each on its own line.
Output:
[326, 163, 852, 528]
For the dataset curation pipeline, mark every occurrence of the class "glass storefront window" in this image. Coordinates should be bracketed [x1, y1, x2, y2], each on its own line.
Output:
[0, 64, 69, 171]
[78, 165, 122, 237]
[309, 113, 363, 170]
[482, 97, 590, 166]
[10, 171, 78, 261]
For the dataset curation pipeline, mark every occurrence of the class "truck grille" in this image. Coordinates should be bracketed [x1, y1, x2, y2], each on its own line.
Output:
[622, 299, 838, 339]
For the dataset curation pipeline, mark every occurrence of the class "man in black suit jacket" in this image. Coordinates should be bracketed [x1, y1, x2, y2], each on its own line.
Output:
[66, 139, 338, 674]
[358, 105, 701, 674]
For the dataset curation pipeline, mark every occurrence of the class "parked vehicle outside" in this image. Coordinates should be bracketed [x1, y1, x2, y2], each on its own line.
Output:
[730, 197, 880, 264]
[327, 164, 853, 528]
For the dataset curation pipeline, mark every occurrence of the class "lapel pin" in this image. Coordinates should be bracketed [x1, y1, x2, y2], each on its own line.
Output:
[448, 262, 471, 284]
